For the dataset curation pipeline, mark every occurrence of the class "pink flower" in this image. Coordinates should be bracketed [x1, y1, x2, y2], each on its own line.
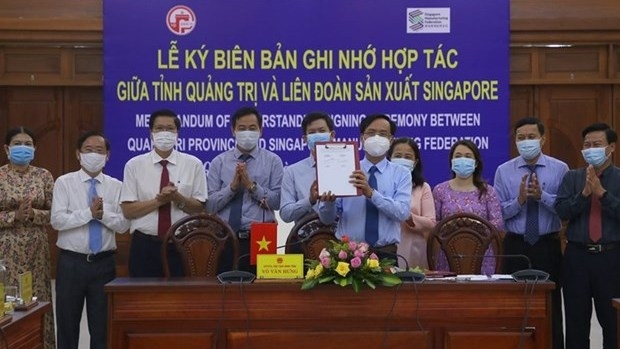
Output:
[350, 257, 362, 269]
[358, 242, 369, 253]
[348, 241, 357, 250]
[319, 248, 330, 259]
[320, 257, 331, 268]
[338, 250, 348, 260]
[353, 249, 364, 258]
[369, 253, 379, 260]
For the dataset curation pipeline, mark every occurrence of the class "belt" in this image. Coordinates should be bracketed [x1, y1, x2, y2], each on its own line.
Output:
[506, 232, 559, 242]
[237, 229, 250, 240]
[568, 241, 620, 254]
[134, 230, 173, 244]
[60, 249, 115, 263]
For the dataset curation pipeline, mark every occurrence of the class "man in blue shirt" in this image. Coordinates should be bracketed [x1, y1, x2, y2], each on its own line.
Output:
[493, 117, 568, 349]
[280, 111, 335, 225]
[318, 114, 411, 258]
[207, 106, 284, 273]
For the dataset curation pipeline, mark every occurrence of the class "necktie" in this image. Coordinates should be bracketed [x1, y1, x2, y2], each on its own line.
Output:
[364, 166, 379, 246]
[228, 154, 251, 232]
[589, 193, 602, 243]
[524, 165, 539, 245]
[158, 160, 171, 239]
[88, 178, 103, 253]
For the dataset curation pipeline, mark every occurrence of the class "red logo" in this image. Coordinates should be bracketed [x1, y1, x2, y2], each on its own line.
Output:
[166, 5, 196, 36]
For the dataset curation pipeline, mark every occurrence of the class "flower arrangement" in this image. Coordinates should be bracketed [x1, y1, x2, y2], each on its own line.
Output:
[301, 236, 402, 292]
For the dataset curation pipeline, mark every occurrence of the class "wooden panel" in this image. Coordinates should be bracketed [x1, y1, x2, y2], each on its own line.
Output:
[540, 85, 612, 169]
[228, 330, 430, 349]
[446, 331, 535, 349]
[510, 48, 535, 81]
[613, 45, 620, 79]
[127, 332, 212, 349]
[1, 302, 50, 349]
[0, 48, 62, 84]
[540, 46, 607, 81]
[73, 50, 103, 81]
[509, 86, 536, 157]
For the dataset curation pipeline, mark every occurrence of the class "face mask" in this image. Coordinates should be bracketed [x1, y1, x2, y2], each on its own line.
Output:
[152, 131, 177, 152]
[8, 145, 35, 166]
[306, 132, 331, 152]
[516, 139, 541, 161]
[582, 147, 608, 167]
[80, 152, 107, 173]
[451, 157, 476, 178]
[364, 135, 390, 157]
[391, 158, 415, 172]
[236, 130, 260, 151]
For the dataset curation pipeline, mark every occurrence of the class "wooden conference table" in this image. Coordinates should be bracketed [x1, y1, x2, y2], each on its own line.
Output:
[105, 278, 553, 349]
[0, 301, 50, 349]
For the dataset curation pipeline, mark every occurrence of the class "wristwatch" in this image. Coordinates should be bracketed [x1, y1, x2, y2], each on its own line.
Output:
[177, 198, 187, 210]
[248, 182, 257, 193]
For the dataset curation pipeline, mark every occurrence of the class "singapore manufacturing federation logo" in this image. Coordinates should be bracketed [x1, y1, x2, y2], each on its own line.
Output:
[407, 8, 451, 34]
[166, 5, 197, 36]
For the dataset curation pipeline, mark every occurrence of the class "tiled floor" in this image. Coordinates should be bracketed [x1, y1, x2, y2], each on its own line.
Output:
[50, 280, 604, 349]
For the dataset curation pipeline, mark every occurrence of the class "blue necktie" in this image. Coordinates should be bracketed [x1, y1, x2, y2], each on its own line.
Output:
[524, 165, 539, 245]
[364, 166, 379, 246]
[88, 178, 103, 253]
[228, 154, 251, 232]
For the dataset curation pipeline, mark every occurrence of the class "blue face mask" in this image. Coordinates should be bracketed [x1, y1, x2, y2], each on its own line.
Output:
[8, 145, 35, 165]
[582, 147, 608, 167]
[516, 139, 541, 161]
[391, 158, 415, 172]
[451, 157, 476, 178]
[306, 132, 331, 152]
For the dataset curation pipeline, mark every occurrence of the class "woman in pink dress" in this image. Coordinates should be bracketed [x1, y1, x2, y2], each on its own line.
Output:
[389, 138, 436, 270]
[432, 140, 503, 275]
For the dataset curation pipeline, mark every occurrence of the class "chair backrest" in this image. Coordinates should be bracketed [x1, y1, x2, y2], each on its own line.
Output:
[427, 212, 502, 274]
[162, 212, 239, 277]
[285, 213, 337, 260]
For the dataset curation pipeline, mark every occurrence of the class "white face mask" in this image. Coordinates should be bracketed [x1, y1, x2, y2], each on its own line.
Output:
[364, 135, 390, 157]
[391, 158, 415, 172]
[152, 131, 177, 151]
[236, 130, 260, 151]
[80, 152, 107, 173]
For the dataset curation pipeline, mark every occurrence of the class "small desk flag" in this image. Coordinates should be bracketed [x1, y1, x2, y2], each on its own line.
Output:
[250, 222, 278, 265]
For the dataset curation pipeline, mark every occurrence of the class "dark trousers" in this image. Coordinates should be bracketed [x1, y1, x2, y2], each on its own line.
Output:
[217, 234, 256, 275]
[55, 250, 115, 349]
[563, 243, 620, 349]
[128, 231, 184, 277]
[502, 233, 564, 349]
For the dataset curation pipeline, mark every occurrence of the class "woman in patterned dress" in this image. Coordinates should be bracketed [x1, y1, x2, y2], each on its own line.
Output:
[432, 140, 504, 275]
[0, 126, 55, 349]
[388, 138, 436, 269]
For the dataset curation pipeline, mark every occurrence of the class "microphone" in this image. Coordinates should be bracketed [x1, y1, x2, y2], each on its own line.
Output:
[370, 247, 426, 283]
[217, 232, 314, 284]
[452, 254, 549, 281]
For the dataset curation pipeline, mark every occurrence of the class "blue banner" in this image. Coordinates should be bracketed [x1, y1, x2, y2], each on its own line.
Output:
[104, 0, 509, 186]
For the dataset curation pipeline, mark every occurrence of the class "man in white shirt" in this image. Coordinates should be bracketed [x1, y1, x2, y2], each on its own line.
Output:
[51, 131, 129, 349]
[280, 111, 335, 225]
[121, 109, 207, 277]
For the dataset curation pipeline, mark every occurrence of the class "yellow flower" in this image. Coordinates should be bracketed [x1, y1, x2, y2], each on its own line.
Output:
[306, 269, 316, 280]
[314, 264, 323, 276]
[336, 262, 350, 277]
[367, 259, 379, 269]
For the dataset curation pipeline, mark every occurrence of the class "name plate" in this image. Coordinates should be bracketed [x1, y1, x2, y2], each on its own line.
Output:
[18, 271, 33, 305]
[256, 254, 304, 279]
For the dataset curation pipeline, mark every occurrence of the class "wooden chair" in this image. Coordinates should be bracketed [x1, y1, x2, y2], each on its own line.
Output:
[427, 212, 503, 274]
[162, 212, 239, 277]
[285, 213, 337, 260]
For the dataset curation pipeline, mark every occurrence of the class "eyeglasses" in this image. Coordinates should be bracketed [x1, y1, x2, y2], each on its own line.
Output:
[364, 131, 391, 138]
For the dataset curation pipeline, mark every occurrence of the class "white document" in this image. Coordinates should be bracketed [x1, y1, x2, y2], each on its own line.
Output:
[315, 142, 360, 197]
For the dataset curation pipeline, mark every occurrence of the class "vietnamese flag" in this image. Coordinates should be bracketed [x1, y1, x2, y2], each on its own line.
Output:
[250, 222, 278, 265]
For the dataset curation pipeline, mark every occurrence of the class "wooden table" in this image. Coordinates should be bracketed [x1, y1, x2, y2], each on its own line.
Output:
[0, 302, 50, 349]
[106, 278, 553, 349]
